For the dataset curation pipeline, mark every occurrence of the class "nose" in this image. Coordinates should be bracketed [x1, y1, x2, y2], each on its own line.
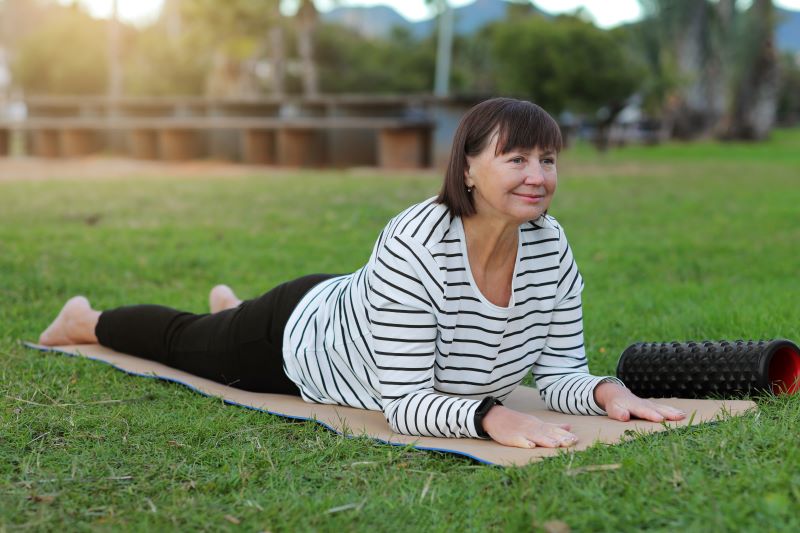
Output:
[523, 160, 546, 185]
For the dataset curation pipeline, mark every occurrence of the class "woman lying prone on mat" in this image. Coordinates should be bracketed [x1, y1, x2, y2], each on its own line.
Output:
[39, 97, 686, 449]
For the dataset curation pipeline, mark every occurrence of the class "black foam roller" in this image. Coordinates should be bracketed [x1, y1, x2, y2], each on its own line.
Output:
[616, 339, 800, 399]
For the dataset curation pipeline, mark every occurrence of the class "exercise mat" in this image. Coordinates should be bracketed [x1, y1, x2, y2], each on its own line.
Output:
[24, 342, 756, 467]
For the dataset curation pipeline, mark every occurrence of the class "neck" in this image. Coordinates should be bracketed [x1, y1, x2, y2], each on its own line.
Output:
[461, 212, 519, 272]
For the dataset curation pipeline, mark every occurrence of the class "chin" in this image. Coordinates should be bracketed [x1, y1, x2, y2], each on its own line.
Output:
[508, 207, 547, 224]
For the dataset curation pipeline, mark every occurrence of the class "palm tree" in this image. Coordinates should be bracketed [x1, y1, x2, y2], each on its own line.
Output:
[638, 0, 779, 140]
[639, 0, 722, 138]
[719, 0, 779, 139]
[296, 0, 319, 97]
[269, 1, 286, 96]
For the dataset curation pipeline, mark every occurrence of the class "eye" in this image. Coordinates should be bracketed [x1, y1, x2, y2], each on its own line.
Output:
[509, 156, 525, 164]
[541, 157, 556, 166]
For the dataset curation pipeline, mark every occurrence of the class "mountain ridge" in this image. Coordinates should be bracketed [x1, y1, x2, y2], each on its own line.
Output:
[320, 0, 800, 52]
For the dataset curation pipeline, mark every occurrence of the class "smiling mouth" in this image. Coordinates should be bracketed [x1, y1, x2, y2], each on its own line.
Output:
[513, 193, 545, 199]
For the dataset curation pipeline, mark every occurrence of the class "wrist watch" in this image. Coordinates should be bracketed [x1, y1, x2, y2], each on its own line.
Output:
[474, 396, 503, 438]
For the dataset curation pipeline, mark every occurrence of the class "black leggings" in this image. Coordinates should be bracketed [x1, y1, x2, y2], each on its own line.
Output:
[95, 274, 338, 395]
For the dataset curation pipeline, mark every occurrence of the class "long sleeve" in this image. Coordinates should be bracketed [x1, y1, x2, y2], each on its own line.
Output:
[282, 201, 630, 433]
[531, 225, 625, 415]
[367, 235, 483, 438]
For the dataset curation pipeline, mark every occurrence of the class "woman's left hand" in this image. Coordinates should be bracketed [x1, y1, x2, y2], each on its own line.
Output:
[594, 382, 686, 423]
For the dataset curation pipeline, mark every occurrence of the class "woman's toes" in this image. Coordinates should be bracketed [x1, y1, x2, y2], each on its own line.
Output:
[209, 285, 241, 313]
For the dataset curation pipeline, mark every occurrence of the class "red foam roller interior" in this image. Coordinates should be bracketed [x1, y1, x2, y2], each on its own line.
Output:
[769, 346, 800, 395]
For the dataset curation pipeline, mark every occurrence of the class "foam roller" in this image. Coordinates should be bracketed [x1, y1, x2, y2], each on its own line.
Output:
[616, 339, 800, 399]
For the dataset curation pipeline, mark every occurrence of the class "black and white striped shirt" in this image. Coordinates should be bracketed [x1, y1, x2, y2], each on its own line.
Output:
[282, 198, 624, 439]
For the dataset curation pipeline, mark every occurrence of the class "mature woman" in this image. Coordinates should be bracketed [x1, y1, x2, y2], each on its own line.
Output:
[40, 97, 685, 449]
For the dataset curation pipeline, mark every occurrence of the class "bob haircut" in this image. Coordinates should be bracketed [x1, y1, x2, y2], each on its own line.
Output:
[436, 97, 563, 218]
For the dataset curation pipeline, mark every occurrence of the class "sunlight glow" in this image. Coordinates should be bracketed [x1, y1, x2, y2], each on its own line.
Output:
[56, 0, 165, 26]
[59, 0, 800, 28]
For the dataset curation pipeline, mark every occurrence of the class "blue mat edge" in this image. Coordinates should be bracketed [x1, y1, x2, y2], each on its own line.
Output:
[23, 341, 499, 467]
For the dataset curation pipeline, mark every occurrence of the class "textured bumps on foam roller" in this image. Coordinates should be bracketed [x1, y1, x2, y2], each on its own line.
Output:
[616, 339, 800, 399]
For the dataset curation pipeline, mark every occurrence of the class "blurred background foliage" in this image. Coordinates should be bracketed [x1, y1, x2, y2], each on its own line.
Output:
[0, 0, 799, 139]
[10, 5, 110, 94]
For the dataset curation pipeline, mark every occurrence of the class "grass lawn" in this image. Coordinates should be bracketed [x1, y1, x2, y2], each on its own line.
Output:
[2, 130, 799, 531]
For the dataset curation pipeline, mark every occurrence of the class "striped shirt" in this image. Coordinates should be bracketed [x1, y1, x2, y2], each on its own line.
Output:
[282, 198, 624, 439]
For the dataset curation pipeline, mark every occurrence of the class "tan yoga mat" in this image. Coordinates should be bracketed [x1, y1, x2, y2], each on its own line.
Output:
[24, 342, 757, 466]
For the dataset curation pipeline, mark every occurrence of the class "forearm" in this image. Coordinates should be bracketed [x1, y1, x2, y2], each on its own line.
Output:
[383, 392, 482, 438]
[536, 371, 624, 415]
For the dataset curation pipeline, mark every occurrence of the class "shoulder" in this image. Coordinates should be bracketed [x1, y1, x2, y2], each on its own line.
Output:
[383, 197, 452, 248]
[537, 214, 562, 233]
[522, 214, 564, 239]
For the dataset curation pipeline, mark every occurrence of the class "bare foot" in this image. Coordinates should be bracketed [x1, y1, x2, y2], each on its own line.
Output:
[39, 296, 101, 346]
[209, 285, 242, 313]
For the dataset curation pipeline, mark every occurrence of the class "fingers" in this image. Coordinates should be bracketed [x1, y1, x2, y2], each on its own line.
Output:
[629, 400, 689, 422]
[606, 401, 631, 422]
[654, 403, 687, 420]
[610, 397, 687, 423]
[490, 411, 578, 449]
[506, 425, 578, 449]
[527, 426, 579, 448]
[629, 403, 666, 422]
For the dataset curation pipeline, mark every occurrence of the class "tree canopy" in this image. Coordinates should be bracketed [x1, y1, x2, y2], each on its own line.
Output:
[10, 4, 109, 94]
[3, 0, 796, 138]
[489, 15, 642, 115]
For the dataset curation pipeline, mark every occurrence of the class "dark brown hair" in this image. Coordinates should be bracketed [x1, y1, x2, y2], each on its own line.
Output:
[436, 97, 563, 218]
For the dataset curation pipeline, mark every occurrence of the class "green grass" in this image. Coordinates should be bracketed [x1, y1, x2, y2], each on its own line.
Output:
[2, 130, 799, 531]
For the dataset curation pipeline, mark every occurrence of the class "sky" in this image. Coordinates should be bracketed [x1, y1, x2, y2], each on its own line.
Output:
[58, 0, 800, 29]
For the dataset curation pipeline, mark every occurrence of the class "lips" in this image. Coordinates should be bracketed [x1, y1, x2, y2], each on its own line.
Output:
[513, 193, 545, 199]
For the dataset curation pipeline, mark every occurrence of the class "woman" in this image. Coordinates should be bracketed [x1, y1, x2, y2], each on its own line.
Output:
[39, 97, 685, 449]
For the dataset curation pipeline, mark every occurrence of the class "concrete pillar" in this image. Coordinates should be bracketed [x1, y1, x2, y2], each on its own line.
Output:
[430, 101, 477, 169]
[130, 130, 159, 159]
[277, 128, 323, 167]
[0, 129, 9, 156]
[32, 130, 60, 158]
[60, 129, 96, 157]
[241, 129, 275, 164]
[378, 128, 428, 169]
[159, 129, 197, 161]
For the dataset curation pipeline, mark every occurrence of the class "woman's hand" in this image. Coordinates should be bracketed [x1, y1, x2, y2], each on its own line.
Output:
[594, 382, 686, 422]
[482, 405, 578, 448]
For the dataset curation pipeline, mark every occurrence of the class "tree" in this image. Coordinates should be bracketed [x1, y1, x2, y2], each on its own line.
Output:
[179, 0, 284, 97]
[296, 0, 319, 96]
[489, 14, 642, 148]
[314, 25, 435, 93]
[776, 52, 800, 126]
[123, 25, 209, 96]
[633, 0, 780, 140]
[636, 0, 726, 139]
[180, 0, 328, 97]
[719, 0, 779, 139]
[11, 4, 110, 94]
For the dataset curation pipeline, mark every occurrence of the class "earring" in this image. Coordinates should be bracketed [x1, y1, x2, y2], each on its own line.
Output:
[466, 185, 474, 193]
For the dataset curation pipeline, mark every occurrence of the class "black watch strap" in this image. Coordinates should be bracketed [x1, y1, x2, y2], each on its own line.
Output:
[474, 396, 503, 438]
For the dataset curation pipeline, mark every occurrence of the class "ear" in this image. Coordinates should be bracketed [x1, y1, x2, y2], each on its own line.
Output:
[463, 166, 473, 188]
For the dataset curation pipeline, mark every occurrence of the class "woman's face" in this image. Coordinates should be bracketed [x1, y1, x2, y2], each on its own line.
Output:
[464, 130, 558, 225]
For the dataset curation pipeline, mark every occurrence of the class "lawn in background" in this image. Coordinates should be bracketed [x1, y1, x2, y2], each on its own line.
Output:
[1, 130, 799, 530]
